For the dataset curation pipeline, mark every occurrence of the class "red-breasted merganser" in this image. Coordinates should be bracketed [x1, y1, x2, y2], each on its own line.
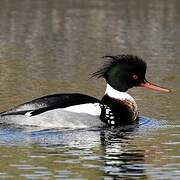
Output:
[0, 55, 170, 128]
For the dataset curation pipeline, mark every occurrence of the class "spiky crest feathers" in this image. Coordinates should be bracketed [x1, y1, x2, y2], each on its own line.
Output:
[92, 54, 147, 78]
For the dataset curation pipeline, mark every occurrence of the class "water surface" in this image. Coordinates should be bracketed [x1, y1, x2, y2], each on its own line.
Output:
[0, 0, 179, 179]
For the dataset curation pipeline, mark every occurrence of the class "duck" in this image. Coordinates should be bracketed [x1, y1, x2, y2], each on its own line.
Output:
[0, 55, 170, 128]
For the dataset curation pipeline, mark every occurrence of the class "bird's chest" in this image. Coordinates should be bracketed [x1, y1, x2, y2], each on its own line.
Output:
[100, 94, 138, 126]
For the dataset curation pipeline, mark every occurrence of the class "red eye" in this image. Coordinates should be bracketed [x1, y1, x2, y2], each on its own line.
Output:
[133, 75, 138, 80]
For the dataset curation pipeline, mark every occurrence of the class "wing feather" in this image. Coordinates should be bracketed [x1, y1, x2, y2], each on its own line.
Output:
[1, 93, 100, 116]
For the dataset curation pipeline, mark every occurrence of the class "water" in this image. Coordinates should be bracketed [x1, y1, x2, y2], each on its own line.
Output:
[0, 0, 179, 179]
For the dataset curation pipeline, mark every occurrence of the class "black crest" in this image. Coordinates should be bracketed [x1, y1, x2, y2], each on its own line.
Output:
[92, 54, 147, 78]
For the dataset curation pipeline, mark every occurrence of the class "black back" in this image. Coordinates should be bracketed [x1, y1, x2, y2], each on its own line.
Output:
[1, 93, 100, 116]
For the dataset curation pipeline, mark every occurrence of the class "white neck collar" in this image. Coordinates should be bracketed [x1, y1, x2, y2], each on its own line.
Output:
[105, 84, 135, 101]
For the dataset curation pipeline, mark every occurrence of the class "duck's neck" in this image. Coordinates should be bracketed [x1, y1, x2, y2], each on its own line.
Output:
[100, 84, 138, 125]
[105, 84, 135, 102]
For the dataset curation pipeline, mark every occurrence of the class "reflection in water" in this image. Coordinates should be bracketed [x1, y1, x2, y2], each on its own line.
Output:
[100, 127, 146, 179]
[0, 120, 146, 179]
[0, 116, 179, 179]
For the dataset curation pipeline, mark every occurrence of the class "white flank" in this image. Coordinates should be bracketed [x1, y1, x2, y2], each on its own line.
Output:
[0, 109, 103, 129]
[63, 103, 101, 116]
[105, 84, 135, 102]
[0, 103, 103, 129]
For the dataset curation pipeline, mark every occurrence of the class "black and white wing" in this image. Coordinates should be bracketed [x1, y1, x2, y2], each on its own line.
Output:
[1, 93, 101, 117]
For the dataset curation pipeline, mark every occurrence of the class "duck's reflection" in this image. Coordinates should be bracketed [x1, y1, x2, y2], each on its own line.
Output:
[0, 123, 148, 179]
[100, 126, 147, 179]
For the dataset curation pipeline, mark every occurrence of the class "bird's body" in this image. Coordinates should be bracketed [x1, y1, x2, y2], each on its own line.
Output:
[0, 86, 138, 128]
[0, 55, 170, 128]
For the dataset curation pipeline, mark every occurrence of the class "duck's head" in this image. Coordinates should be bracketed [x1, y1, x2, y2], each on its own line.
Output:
[93, 55, 170, 92]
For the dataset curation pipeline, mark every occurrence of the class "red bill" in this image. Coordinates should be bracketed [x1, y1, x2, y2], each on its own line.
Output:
[139, 81, 170, 93]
